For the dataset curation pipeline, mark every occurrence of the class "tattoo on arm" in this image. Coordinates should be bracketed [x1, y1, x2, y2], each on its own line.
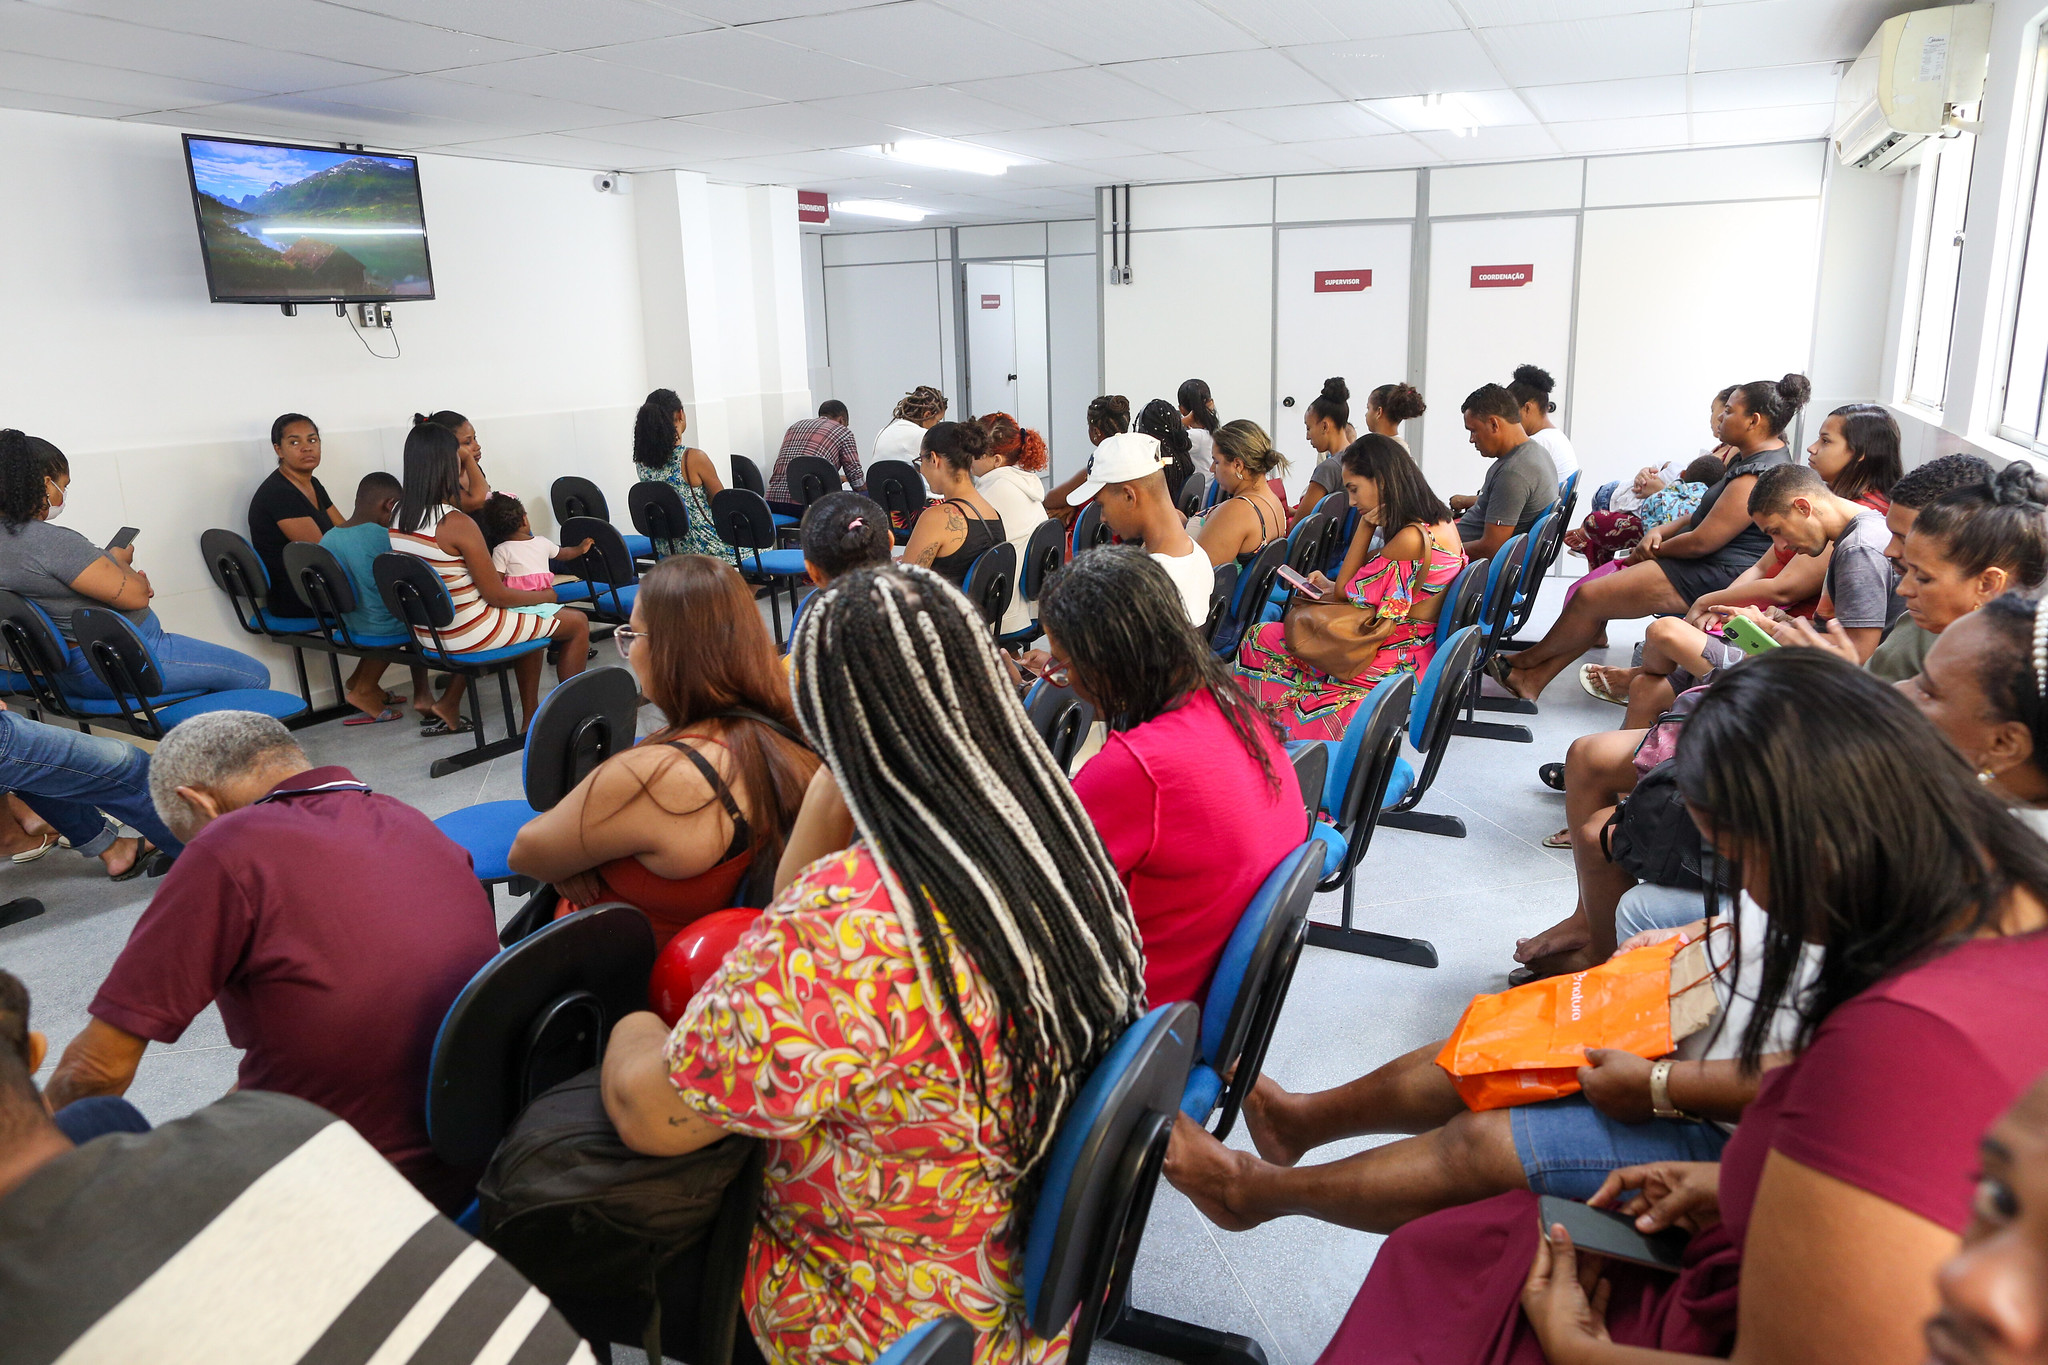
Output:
[943, 511, 965, 533]
[914, 544, 940, 567]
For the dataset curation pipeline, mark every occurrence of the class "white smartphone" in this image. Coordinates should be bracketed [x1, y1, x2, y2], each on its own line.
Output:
[1276, 564, 1324, 599]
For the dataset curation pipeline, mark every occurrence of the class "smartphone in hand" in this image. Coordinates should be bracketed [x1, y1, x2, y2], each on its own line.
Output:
[1721, 614, 1779, 655]
[105, 527, 140, 552]
[1276, 564, 1324, 599]
[1536, 1195, 1689, 1273]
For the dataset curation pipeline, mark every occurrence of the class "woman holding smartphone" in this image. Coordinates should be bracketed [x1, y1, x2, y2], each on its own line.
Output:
[1235, 435, 1464, 741]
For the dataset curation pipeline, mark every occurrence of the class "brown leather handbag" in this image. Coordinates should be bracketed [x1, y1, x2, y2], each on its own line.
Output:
[1282, 598, 1397, 680]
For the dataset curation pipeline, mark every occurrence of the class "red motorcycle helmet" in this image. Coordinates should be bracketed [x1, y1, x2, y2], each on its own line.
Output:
[648, 908, 760, 1026]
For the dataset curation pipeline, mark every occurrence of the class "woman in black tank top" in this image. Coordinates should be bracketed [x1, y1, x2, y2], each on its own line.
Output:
[905, 421, 1006, 588]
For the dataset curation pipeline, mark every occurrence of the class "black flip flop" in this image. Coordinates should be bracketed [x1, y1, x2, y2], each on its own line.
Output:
[0, 897, 44, 930]
[109, 841, 157, 883]
[419, 715, 476, 737]
[1538, 762, 1565, 791]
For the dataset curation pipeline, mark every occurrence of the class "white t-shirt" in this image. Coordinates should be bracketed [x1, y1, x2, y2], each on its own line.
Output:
[975, 463, 1047, 634]
[1530, 425, 1577, 480]
[1187, 427, 1215, 471]
[872, 417, 926, 466]
[1152, 543, 1214, 627]
[1675, 891, 1824, 1131]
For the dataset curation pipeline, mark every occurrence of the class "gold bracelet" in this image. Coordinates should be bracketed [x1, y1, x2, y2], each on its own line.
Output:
[1650, 1059, 1686, 1120]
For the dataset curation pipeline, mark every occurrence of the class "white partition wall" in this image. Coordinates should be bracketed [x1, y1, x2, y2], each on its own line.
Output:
[1422, 215, 1579, 498]
[1101, 223, 1276, 439]
[1272, 223, 1412, 493]
[822, 253, 950, 459]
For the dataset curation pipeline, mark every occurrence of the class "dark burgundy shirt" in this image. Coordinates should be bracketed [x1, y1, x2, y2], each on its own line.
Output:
[90, 766, 498, 1211]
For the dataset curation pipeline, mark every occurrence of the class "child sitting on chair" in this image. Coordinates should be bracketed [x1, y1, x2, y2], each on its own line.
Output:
[481, 493, 592, 619]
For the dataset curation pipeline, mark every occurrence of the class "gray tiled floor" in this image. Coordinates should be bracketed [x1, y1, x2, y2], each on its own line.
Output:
[3, 575, 1629, 1365]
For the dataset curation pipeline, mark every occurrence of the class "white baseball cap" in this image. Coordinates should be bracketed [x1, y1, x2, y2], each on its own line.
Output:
[1071, 432, 1167, 504]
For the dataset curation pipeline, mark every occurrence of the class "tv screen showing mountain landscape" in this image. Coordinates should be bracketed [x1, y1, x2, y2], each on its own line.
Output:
[184, 136, 435, 303]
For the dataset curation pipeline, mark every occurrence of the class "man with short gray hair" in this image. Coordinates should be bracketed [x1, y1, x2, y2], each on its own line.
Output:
[47, 712, 500, 1211]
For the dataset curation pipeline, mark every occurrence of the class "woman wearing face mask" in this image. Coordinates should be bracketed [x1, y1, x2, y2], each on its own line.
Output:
[0, 430, 270, 700]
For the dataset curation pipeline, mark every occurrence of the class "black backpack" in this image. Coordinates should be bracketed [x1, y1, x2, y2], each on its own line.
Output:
[478, 1066, 763, 1364]
[1602, 758, 1709, 890]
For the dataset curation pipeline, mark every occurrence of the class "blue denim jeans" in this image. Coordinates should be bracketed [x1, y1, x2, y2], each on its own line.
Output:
[0, 709, 182, 854]
[58, 610, 269, 700]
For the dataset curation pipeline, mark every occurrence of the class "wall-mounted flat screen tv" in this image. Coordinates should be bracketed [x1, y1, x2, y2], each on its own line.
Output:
[183, 134, 435, 304]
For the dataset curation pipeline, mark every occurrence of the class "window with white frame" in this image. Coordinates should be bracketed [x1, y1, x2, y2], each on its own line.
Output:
[1907, 134, 1977, 411]
[2000, 44, 2048, 447]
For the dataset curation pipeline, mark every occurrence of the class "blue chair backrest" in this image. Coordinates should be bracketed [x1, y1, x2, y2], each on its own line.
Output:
[710, 488, 778, 554]
[1069, 501, 1108, 557]
[1020, 1001, 1197, 1338]
[961, 540, 1017, 629]
[1475, 533, 1528, 634]
[1320, 672, 1415, 826]
[1408, 624, 1482, 753]
[872, 1318, 973, 1365]
[520, 665, 640, 810]
[1199, 842, 1321, 1070]
[1559, 470, 1580, 505]
[0, 589, 80, 674]
[559, 515, 638, 588]
[1432, 559, 1483, 650]
[281, 540, 360, 619]
[72, 607, 166, 699]
[373, 551, 456, 631]
[1019, 518, 1066, 604]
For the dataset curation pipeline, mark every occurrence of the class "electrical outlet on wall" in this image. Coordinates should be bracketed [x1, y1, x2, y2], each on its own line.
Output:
[355, 303, 392, 328]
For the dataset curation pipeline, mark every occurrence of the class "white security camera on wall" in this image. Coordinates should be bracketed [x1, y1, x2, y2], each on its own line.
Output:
[593, 172, 621, 193]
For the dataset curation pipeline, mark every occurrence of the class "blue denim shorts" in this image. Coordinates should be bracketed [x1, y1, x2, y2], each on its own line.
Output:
[1509, 1095, 1729, 1200]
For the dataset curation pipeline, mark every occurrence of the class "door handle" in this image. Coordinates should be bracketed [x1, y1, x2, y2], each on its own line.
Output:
[1282, 396, 1295, 407]
[1007, 373, 1018, 381]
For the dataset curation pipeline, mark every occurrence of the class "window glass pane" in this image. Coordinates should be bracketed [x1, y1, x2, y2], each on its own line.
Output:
[2003, 106, 2048, 444]
[1908, 136, 1976, 410]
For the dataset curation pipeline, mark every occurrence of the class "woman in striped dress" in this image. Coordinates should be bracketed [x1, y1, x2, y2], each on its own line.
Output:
[391, 421, 590, 733]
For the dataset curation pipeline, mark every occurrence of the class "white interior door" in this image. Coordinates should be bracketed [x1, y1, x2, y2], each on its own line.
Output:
[1272, 223, 1412, 497]
[1421, 215, 1579, 501]
[965, 261, 1017, 420]
[1010, 261, 1050, 441]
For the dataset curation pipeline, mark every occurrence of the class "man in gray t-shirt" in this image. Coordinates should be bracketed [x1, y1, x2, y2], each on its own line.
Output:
[1453, 385, 1557, 560]
[1746, 463, 1902, 661]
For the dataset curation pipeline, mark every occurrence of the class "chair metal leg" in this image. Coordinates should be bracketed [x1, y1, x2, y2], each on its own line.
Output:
[427, 669, 522, 779]
[1379, 808, 1468, 838]
[1453, 717, 1534, 743]
[1304, 878, 1439, 967]
[1475, 694, 1538, 715]
[1105, 1307, 1268, 1365]
[282, 646, 353, 730]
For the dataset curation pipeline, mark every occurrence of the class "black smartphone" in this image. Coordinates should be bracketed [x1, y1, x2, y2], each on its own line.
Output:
[105, 527, 139, 552]
[1536, 1195, 1690, 1273]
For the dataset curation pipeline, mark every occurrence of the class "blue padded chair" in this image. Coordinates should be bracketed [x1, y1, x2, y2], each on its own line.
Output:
[1025, 678, 1095, 773]
[371, 552, 558, 779]
[1069, 500, 1110, 557]
[1501, 483, 1580, 651]
[553, 515, 639, 623]
[199, 528, 349, 723]
[997, 518, 1069, 650]
[433, 665, 639, 896]
[280, 541, 416, 655]
[784, 454, 844, 517]
[732, 453, 798, 532]
[961, 541, 1017, 633]
[865, 459, 925, 544]
[551, 476, 653, 561]
[1454, 531, 1537, 745]
[0, 591, 186, 727]
[1212, 537, 1287, 657]
[1296, 672, 1438, 967]
[1254, 510, 1334, 626]
[1179, 841, 1322, 1136]
[1022, 1001, 1197, 1365]
[873, 1318, 973, 1365]
[1201, 562, 1238, 643]
[1174, 471, 1208, 519]
[1378, 625, 1485, 840]
[70, 607, 306, 739]
[1287, 742, 1328, 838]
[710, 488, 808, 647]
[626, 479, 689, 559]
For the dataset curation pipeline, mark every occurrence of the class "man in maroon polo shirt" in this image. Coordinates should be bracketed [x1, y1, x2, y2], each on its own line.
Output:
[44, 711, 498, 1212]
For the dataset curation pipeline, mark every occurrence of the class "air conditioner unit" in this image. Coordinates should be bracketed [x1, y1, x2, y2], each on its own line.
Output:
[1833, 3, 1993, 172]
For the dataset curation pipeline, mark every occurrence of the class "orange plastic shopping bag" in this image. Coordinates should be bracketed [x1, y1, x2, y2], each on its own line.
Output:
[1434, 939, 1687, 1111]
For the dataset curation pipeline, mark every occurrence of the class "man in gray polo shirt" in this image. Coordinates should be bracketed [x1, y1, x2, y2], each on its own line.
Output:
[1739, 462, 1902, 661]
[1453, 384, 1557, 560]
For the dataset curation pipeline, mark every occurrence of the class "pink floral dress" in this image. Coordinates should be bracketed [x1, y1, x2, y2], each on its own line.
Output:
[1235, 524, 1465, 741]
[666, 843, 1066, 1365]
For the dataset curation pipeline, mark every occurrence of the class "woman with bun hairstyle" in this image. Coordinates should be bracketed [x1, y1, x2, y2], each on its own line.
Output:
[1137, 399, 1196, 505]
[1196, 419, 1290, 568]
[1493, 374, 1808, 702]
[1291, 378, 1358, 524]
[904, 420, 1005, 591]
[1367, 383, 1425, 447]
[1509, 364, 1576, 479]
[1044, 394, 1131, 519]
[1179, 378, 1220, 472]
[974, 412, 1050, 635]
[632, 388, 727, 559]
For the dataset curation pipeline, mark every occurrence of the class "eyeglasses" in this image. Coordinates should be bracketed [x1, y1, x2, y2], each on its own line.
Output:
[613, 627, 646, 658]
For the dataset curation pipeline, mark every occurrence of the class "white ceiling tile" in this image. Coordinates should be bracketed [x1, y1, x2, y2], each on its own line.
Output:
[1519, 74, 1688, 122]
[1689, 103, 1836, 144]
[970, 67, 1192, 122]
[1288, 132, 1442, 169]
[1690, 62, 1846, 112]
[1182, 142, 1345, 175]
[44, 0, 543, 72]
[568, 117, 805, 158]
[1084, 114, 1274, 153]
[295, 75, 636, 133]
[747, 3, 1083, 82]
[432, 53, 776, 118]
[1109, 49, 1343, 112]
[1283, 30, 1508, 100]
[0, 51, 261, 109]
[1361, 88, 1538, 131]
[687, 102, 904, 149]
[1069, 151, 1220, 181]
[582, 29, 922, 101]
[0, 84, 155, 117]
[0, 3, 397, 92]
[934, 0, 1265, 61]
[1216, 101, 1395, 142]
[689, 157, 817, 185]
[962, 124, 1151, 160]
[1414, 123, 1563, 161]
[1693, 0, 1905, 71]
[1546, 112, 1690, 153]
[136, 94, 503, 147]
[321, 0, 722, 49]
[1480, 11, 1694, 85]
[798, 87, 1054, 137]
[1223, 0, 1464, 47]
[733, 149, 913, 179]
[1462, 0, 1689, 22]
[679, 0, 881, 21]
[427, 131, 681, 169]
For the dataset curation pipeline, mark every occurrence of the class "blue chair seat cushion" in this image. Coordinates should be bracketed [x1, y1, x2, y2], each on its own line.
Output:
[771, 513, 799, 528]
[622, 533, 654, 558]
[742, 549, 808, 577]
[340, 630, 414, 649]
[155, 689, 308, 727]
[1309, 821, 1347, 878]
[256, 614, 321, 634]
[62, 687, 208, 717]
[433, 799, 537, 883]
[414, 637, 558, 667]
[1180, 1063, 1223, 1122]
[551, 582, 637, 613]
[1379, 755, 1416, 812]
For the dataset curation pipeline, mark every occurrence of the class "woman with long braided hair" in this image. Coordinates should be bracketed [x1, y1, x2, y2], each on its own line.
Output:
[601, 562, 1145, 1365]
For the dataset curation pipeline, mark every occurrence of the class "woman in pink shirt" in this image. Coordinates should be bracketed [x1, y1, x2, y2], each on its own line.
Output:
[1040, 544, 1302, 1004]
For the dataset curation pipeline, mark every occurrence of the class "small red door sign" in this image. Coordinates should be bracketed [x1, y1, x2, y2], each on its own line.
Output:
[1313, 270, 1371, 292]
[980, 294, 1002, 309]
[1471, 264, 1534, 288]
[797, 190, 829, 224]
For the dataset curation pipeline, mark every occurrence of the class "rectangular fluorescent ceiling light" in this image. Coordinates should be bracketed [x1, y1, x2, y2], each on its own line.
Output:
[879, 139, 1019, 176]
[831, 199, 929, 222]
[1364, 92, 1491, 137]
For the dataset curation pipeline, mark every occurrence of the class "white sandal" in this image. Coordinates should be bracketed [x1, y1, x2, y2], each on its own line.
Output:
[1577, 663, 1628, 706]
[10, 833, 66, 864]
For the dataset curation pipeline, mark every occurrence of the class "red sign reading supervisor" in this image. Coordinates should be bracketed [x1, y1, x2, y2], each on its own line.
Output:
[1471, 264, 1534, 288]
[980, 294, 1002, 309]
[1313, 270, 1372, 292]
[797, 190, 829, 224]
